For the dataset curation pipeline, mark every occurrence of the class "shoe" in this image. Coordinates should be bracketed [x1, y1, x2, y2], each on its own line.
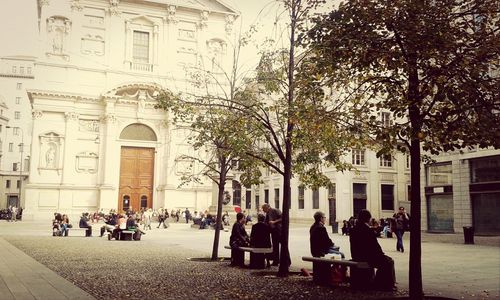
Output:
[401, 248, 404, 253]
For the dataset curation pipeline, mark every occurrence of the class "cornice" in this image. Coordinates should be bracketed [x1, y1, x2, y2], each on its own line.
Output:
[27, 89, 101, 103]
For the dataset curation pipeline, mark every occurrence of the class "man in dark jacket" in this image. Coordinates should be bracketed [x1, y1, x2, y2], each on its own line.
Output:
[262, 203, 282, 266]
[310, 211, 345, 258]
[250, 214, 272, 268]
[79, 213, 92, 237]
[350, 209, 396, 291]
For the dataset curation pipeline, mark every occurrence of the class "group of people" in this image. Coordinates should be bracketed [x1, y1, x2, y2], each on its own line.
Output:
[4, 205, 22, 222]
[99, 212, 146, 240]
[52, 212, 92, 237]
[229, 203, 283, 267]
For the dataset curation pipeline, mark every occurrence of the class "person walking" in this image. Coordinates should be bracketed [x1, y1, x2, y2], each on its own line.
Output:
[262, 203, 282, 266]
[184, 208, 191, 224]
[392, 206, 410, 252]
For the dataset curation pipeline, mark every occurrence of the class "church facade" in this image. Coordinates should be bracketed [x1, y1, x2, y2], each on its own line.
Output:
[24, 0, 238, 220]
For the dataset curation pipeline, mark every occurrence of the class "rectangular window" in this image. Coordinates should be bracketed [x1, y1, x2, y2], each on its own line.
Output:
[312, 188, 319, 209]
[298, 186, 305, 209]
[13, 163, 18, 171]
[255, 195, 260, 211]
[245, 190, 251, 209]
[12, 66, 17, 73]
[352, 149, 365, 166]
[133, 31, 149, 63]
[470, 155, 500, 183]
[381, 112, 392, 127]
[6, 180, 10, 188]
[264, 189, 269, 204]
[20, 67, 24, 74]
[274, 188, 280, 210]
[15, 112, 20, 119]
[427, 163, 452, 186]
[17, 180, 20, 188]
[381, 184, 394, 210]
[9, 143, 13, 152]
[27, 67, 32, 74]
[13, 127, 19, 135]
[380, 154, 393, 167]
[15, 97, 21, 104]
[17, 83, 22, 90]
[353, 183, 367, 217]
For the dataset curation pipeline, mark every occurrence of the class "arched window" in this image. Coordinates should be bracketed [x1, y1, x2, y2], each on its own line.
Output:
[119, 123, 157, 141]
[140, 195, 148, 209]
[123, 195, 130, 211]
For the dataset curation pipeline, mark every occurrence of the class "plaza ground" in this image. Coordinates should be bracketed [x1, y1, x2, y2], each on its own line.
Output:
[0, 220, 498, 299]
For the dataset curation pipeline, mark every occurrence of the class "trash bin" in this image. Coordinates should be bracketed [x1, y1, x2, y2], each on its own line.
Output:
[463, 226, 474, 244]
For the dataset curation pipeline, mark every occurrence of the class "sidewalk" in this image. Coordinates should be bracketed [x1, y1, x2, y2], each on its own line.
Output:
[0, 236, 94, 300]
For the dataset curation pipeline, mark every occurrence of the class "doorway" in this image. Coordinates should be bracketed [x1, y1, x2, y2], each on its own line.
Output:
[118, 147, 154, 212]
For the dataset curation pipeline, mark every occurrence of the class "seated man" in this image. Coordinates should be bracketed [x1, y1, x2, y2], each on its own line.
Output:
[100, 214, 117, 237]
[310, 211, 345, 258]
[79, 213, 92, 237]
[350, 209, 396, 291]
[250, 214, 272, 268]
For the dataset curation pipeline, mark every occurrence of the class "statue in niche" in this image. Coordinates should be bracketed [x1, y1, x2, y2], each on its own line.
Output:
[45, 144, 57, 168]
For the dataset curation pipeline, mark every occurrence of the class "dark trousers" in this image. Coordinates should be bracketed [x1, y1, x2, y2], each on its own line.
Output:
[271, 228, 281, 264]
[81, 226, 92, 237]
[231, 248, 245, 267]
[372, 255, 396, 290]
[395, 229, 405, 251]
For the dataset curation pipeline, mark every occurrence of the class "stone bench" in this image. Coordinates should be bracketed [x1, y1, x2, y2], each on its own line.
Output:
[302, 256, 373, 288]
[224, 245, 273, 269]
[107, 230, 137, 241]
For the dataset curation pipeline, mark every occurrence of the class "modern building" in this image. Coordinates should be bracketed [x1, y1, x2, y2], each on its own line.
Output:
[423, 148, 500, 235]
[0, 56, 35, 210]
[23, 0, 238, 220]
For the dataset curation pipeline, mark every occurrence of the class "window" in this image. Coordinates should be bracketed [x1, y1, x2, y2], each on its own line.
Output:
[13, 127, 19, 135]
[6, 180, 10, 188]
[470, 155, 500, 183]
[381, 184, 394, 210]
[255, 195, 260, 211]
[352, 149, 365, 166]
[232, 180, 241, 206]
[407, 185, 411, 202]
[17, 83, 22, 90]
[298, 186, 305, 209]
[20, 67, 24, 74]
[264, 189, 269, 204]
[13, 163, 18, 171]
[380, 154, 393, 167]
[133, 31, 149, 63]
[15, 97, 21, 104]
[15, 112, 20, 119]
[12, 66, 17, 73]
[381, 112, 392, 127]
[274, 188, 280, 210]
[312, 188, 319, 209]
[140, 195, 147, 209]
[406, 154, 410, 169]
[427, 163, 452, 186]
[353, 183, 367, 217]
[8, 143, 13, 152]
[27, 67, 32, 74]
[17, 180, 20, 189]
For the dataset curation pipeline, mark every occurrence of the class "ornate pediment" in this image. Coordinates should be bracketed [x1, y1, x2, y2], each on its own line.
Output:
[103, 83, 166, 101]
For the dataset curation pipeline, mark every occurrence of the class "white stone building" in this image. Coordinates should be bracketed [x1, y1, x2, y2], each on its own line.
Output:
[0, 56, 35, 210]
[23, 0, 238, 220]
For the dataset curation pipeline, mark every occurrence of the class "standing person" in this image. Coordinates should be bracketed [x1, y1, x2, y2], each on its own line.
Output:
[392, 206, 410, 252]
[262, 203, 282, 266]
[10, 206, 17, 222]
[350, 209, 396, 291]
[157, 208, 167, 228]
[310, 211, 345, 258]
[184, 208, 191, 224]
[143, 208, 152, 231]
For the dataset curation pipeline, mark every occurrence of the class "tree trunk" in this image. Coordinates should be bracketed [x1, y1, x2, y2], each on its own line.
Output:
[278, 143, 292, 276]
[211, 168, 227, 260]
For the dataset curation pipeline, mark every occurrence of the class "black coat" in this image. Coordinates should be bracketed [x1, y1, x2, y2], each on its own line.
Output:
[349, 222, 385, 264]
[230, 222, 249, 247]
[309, 222, 334, 257]
[250, 222, 271, 248]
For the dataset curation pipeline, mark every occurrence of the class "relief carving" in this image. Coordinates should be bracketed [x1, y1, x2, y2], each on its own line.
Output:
[64, 112, 79, 121]
[46, 16, 72, 60]
[225, 15, 235, 35]
[32, 110, 43, 119]
[79, 120, 100, 132]
[166, 5, 178, 24]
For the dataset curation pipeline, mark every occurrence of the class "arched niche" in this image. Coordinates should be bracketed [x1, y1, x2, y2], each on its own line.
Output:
[119, 123, 157, 141]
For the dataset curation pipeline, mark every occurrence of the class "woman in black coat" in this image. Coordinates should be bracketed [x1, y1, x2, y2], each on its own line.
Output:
[229, 212, 250, 267]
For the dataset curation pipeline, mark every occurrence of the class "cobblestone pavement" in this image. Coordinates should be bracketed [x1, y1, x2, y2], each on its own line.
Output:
[0, 220, 498, 299]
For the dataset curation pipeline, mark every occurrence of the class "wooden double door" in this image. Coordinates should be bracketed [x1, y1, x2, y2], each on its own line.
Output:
[118, 147, 155, 212]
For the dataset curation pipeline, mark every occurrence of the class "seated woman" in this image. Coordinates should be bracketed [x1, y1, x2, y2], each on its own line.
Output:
[229, 212, 250, 267]
[60, 214, 71, 237]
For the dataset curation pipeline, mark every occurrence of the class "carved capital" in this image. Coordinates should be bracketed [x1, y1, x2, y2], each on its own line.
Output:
[197, 11, 209, 29]
[107, 0, 121, 16]
[32, 110, 43, 119]
[70, 0, 83, 11]
[65, 112, 79, 121]
[225, 15, 235, 35]
[101, 114, 117, 124]
[166, 5, 178, 24]
[39, 0, 50, 6]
